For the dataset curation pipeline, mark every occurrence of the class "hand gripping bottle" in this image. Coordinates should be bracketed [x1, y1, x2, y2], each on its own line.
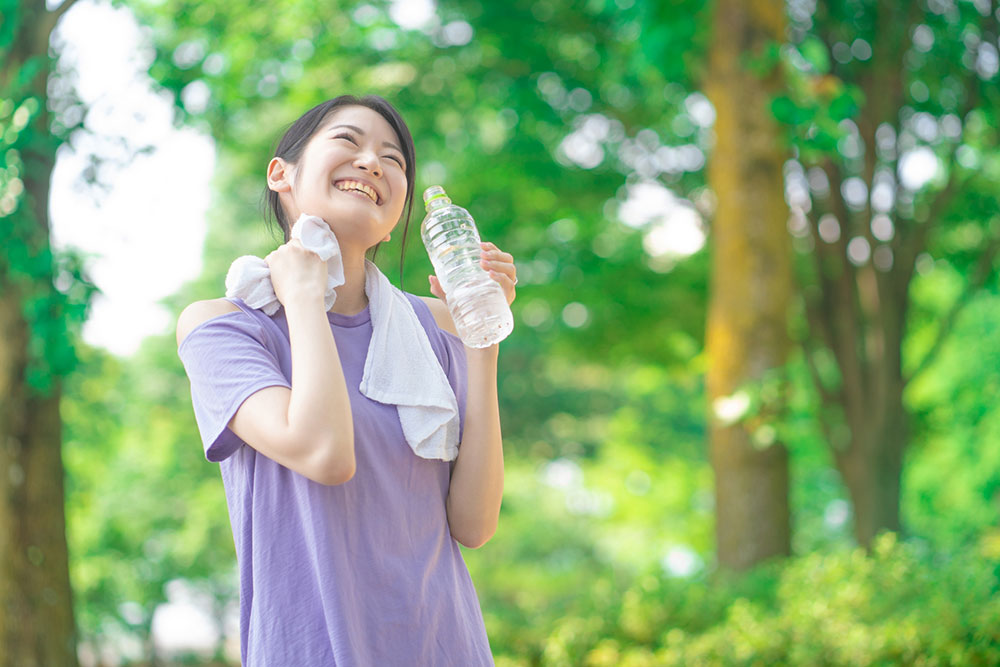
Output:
[421, 186, 514, 348]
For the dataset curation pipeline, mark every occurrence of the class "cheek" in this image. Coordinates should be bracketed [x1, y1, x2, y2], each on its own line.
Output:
[393, 175, 409, 209]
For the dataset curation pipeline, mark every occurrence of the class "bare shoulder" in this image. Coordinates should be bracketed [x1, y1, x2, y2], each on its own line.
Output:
[417, 296, 458, 337]
[176, 298, 241, 347]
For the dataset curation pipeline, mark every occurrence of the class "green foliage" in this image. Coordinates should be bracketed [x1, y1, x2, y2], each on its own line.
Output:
[905, 290, 1000, 551]
[64, 336, 235, 650]
[659, 535, 1000, 666]
[769, 56, 864, 157]
[480, 534, 1000, 666]
[797, 36, 830, 75]
[1, 10, 96, 393]
[125, 0, 709, 371]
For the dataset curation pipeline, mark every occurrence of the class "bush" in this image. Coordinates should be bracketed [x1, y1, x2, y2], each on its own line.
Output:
[658, 534, 1000, 666]
[488, 534, 1000, 666]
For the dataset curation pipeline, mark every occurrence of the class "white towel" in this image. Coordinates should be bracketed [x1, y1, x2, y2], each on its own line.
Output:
[225, 214, 346, 315]
[360, 260, 461, 461]
[224, 213, 461, 461]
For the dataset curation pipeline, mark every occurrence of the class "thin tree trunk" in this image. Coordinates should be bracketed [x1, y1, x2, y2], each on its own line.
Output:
[836, 385, 906, 546]
[704, 0, 792, 570]
[803, 189, 913, 547]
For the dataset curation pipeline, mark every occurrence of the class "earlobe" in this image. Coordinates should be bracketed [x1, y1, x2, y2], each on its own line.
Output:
[267, 157, 293, 193]
[383, 233, 391, 242]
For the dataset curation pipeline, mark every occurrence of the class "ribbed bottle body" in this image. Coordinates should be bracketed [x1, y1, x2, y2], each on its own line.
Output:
[421, 188, 513, 348]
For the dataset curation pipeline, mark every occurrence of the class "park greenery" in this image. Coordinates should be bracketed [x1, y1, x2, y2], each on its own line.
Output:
[4, 0, 1000, 664]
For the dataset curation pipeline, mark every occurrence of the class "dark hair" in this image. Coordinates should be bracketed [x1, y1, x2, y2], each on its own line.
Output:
[262, 94, 416, 282]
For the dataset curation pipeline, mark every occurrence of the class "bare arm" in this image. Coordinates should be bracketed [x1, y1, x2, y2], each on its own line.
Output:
[424, 241, 516, 548]
[177, 241, 355, 485]
[445, 344, 504, 548]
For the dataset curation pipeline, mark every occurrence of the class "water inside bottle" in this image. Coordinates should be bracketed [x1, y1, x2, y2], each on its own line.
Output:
[421, 185, 514, 347]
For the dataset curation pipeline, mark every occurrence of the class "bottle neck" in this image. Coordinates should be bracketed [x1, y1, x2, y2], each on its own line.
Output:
[425, 196, 452, 212]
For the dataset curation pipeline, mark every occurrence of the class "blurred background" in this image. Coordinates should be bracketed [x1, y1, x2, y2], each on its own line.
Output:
[3, 0, 1000, 664]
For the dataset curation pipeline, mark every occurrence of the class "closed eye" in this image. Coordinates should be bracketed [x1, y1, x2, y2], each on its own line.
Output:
[385, 154, 404, 167]
[334, 133, 357, 144]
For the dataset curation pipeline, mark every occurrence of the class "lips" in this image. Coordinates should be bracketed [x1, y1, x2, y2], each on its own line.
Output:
[333, 178, 382, 205]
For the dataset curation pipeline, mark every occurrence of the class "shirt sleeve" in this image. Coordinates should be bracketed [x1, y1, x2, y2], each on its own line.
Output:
[438, 325, 469, 441]
[177, 311, 291, 462]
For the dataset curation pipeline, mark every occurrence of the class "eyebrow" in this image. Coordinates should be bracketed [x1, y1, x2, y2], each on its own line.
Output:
[328, 123, 404, 155]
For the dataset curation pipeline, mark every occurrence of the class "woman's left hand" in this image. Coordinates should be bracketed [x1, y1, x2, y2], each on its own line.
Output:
[429, 241, 518, 306]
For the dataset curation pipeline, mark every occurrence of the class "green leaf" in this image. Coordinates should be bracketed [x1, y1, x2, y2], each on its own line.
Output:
[771, 95, 802, 124]
[799, 36, 830, 74]
[828, 91, 858, 121]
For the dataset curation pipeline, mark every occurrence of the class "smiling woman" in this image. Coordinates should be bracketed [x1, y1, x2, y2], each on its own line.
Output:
[174, 94, 518, 666]
[262, 97, 413, 253]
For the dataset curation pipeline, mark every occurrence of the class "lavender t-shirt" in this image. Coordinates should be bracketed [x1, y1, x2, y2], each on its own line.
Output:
[178, 294, 493, 666]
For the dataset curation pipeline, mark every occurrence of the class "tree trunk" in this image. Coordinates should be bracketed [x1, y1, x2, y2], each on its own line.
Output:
[0, 336, 76, 666]
[836, 383, 906, 546]
[795, 0, 989, 549]
[803, 199, 912, 547]
[0, 3, 80, 657]
[0, 195, 79, 666]
[704, 0, 793, 570]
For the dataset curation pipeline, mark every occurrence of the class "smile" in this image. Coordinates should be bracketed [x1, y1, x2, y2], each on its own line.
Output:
[334, 179, 381, 205]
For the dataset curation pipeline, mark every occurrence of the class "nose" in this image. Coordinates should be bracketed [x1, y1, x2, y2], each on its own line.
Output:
[354, 151, 382, 178]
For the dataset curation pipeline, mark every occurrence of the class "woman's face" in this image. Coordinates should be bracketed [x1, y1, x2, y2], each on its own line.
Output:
[270, 105, 409, 251]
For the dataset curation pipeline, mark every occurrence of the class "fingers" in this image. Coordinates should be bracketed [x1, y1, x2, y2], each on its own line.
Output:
[487, 267, 517, 289]
[479, 241, 517, 305]
[432, 241, 517, 309]
[266, 238, 304, 259]
[479, 241, 513, 264]
[428, 275, 447, 303]
[479, 243, 515, 280]
[268, 242, 323, 275]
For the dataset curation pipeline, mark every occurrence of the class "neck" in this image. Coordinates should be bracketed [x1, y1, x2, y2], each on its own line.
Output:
[330, 251, 369, 315]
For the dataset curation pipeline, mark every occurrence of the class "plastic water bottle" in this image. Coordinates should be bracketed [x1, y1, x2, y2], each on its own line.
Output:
[421, 186, 514, 348]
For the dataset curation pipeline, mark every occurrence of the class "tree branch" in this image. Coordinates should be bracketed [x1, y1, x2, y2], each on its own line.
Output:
[801, 335, 836, 406]
[905, 231, 1000, 386]
[42, 0, 82, 39]
[892, 47, 982, 385]
[802, 210, 844, 357]
[820, 160, 871, 406]
[894, 164, 968, 305]
[804, 351, 838, 452]
[893, 40, 981, 298]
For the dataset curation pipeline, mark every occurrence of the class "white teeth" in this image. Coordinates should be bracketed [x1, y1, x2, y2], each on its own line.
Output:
[335, 180, 378, 204]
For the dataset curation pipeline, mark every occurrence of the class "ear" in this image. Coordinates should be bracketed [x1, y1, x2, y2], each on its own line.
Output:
[267, 157, 294, 193]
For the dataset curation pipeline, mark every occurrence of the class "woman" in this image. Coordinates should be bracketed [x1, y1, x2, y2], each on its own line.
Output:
[176, 94, 515, 665]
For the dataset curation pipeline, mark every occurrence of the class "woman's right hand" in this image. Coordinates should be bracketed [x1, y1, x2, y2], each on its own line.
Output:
[266, 239, 328, 309]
